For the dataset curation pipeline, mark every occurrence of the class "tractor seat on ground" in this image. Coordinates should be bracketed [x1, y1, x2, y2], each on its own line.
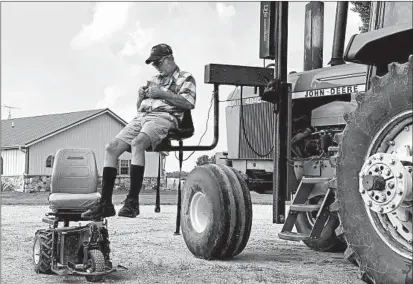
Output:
[48, 148, 101, 214]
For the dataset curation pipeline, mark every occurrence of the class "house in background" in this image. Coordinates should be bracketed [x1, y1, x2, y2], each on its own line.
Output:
[1, 108, 167, 192]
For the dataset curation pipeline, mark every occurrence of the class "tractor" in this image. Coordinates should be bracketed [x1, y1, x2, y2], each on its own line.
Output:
[155, 2, 412, 284]
[221, 2, 368, 254]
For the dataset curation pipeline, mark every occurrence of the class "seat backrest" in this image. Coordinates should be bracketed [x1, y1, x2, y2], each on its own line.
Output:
[167, 109, 194, 139]
[51, 148, 98, 194]
[179, 109, 194, 132]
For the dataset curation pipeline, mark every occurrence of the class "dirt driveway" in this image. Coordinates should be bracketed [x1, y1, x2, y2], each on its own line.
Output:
[1, 204, 363, 284]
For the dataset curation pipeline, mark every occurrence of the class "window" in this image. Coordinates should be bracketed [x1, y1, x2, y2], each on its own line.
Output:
[118, 159, 130, 175]
[46, 155, 55, 168]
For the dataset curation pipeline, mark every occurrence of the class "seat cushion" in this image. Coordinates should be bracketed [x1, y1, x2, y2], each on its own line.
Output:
[48, 192, 101, 211]
[167, 127, 194, 140]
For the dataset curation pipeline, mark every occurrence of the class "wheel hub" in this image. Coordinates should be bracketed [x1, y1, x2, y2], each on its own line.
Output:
[189, 192, 212, 233]
[363, 112, 413, 254]
[360, 153, 412, 214]
[33, 238, 40, 264]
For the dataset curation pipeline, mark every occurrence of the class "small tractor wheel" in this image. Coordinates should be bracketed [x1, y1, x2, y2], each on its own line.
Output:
[85, 249, 106, 283]
[33, 229, 53, 274]
[181, 164, 252, 259]
[337, 56, 413, 283]
[295, 194, 346, 252]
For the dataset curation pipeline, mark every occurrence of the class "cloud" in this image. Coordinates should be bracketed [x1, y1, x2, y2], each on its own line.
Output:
[168, 2, 179, 13]
[71, 2, 132, 49]
[216, 3, 236, 20]
[96, 85, 125, 109]
[118, 21, 154, 57]
[129, 65, 142, 77]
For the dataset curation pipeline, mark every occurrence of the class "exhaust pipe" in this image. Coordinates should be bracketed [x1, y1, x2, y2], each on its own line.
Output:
[303, 1, 324, 71]
[329, 2, 349, 66]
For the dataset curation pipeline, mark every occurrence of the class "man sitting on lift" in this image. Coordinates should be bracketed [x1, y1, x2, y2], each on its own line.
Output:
[82, 43, 196, 219]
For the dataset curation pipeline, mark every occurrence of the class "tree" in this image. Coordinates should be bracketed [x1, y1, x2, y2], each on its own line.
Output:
[195, 154, 216, 167]
[210, 155, 216, 164]
[196, 155, 210, 167]
[350, 2, 371, 33]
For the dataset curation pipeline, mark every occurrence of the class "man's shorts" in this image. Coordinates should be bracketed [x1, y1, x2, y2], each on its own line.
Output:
[116, 112, 178, 150]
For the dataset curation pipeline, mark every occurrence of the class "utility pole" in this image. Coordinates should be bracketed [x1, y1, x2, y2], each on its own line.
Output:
[2, 105, 21, 119]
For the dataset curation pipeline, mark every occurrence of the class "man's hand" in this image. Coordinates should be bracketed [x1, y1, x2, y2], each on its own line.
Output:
[147, 86, 166, 99]
[137, 86, 149, 111]
[138, 86, 148, 99]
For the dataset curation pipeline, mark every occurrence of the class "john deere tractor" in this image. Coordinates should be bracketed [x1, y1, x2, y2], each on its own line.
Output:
[159, 2, 411, 283]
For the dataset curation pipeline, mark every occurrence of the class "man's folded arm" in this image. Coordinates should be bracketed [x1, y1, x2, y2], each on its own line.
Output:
[162, 76, 196, 110]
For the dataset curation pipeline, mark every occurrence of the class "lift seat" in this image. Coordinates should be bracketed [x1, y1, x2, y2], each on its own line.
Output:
[148, 109, 195, 151]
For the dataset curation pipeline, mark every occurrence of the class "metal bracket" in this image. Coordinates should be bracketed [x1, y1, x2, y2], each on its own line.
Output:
[204, 64, 273, 87]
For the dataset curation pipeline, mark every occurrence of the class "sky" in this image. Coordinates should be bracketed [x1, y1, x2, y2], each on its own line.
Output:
[1, 1, 362, 172]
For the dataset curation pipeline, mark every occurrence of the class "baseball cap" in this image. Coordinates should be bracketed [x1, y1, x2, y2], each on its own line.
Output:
[145, 44, 173, 64]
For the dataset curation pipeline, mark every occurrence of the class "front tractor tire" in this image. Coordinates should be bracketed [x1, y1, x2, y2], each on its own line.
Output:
[181, 164, 252, 259]
[33, 229, 53, 274]
[85, 249, 106, 282]
[337, 56, 413, 284]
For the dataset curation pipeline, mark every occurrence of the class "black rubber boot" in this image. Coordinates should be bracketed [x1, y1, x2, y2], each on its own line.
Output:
[81, 200, 116, 220]
[118, 197, 140, 218]
[81, 167, 118, 220]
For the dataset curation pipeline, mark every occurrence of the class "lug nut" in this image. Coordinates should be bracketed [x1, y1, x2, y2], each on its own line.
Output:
[398, 189, 403, 195]
[408, 239, 412, 244]
[379, 207, 384, 213]
[360, 172, 365, 178]
[385, 170, 391, 176]
[379, 154, 383, 160]
[374, 166, 380, 172]
[397, 173, 403, 178]
[361, 189, 366, 194]
[391, 159, 396, 165]
[368, 160, 372, 165]
[368, 201, 372, 207]
[388, 182, 395, 189]
[391, 203, 396, 209]
[393, 225, 398, 230]
[370, 191, 375, 197]
[389, 141, 395, 146]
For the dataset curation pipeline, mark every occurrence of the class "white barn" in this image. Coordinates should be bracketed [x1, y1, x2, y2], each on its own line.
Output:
[1, 108, 166, 192]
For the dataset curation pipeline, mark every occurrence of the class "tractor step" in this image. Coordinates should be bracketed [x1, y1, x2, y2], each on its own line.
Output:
[278, 231, 310, 241]
[289, 204, 321, 212]
[280, 176, 334, 242]
[301, 177, 330, 184]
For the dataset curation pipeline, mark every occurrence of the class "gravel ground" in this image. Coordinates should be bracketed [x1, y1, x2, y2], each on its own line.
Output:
[1, 204, 363, 284]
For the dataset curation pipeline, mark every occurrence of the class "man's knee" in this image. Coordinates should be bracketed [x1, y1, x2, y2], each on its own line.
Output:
[105, 139, 120, 154]
[131, 134, 151, 151]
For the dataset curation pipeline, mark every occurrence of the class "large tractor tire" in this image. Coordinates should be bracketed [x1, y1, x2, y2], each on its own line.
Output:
[295, 194, 347, 252]
[336, 56, 413, 284]
[181, 164, 252, 259]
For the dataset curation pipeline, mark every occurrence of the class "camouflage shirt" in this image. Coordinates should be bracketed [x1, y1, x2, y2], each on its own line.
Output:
[138, 66, 196, 121]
